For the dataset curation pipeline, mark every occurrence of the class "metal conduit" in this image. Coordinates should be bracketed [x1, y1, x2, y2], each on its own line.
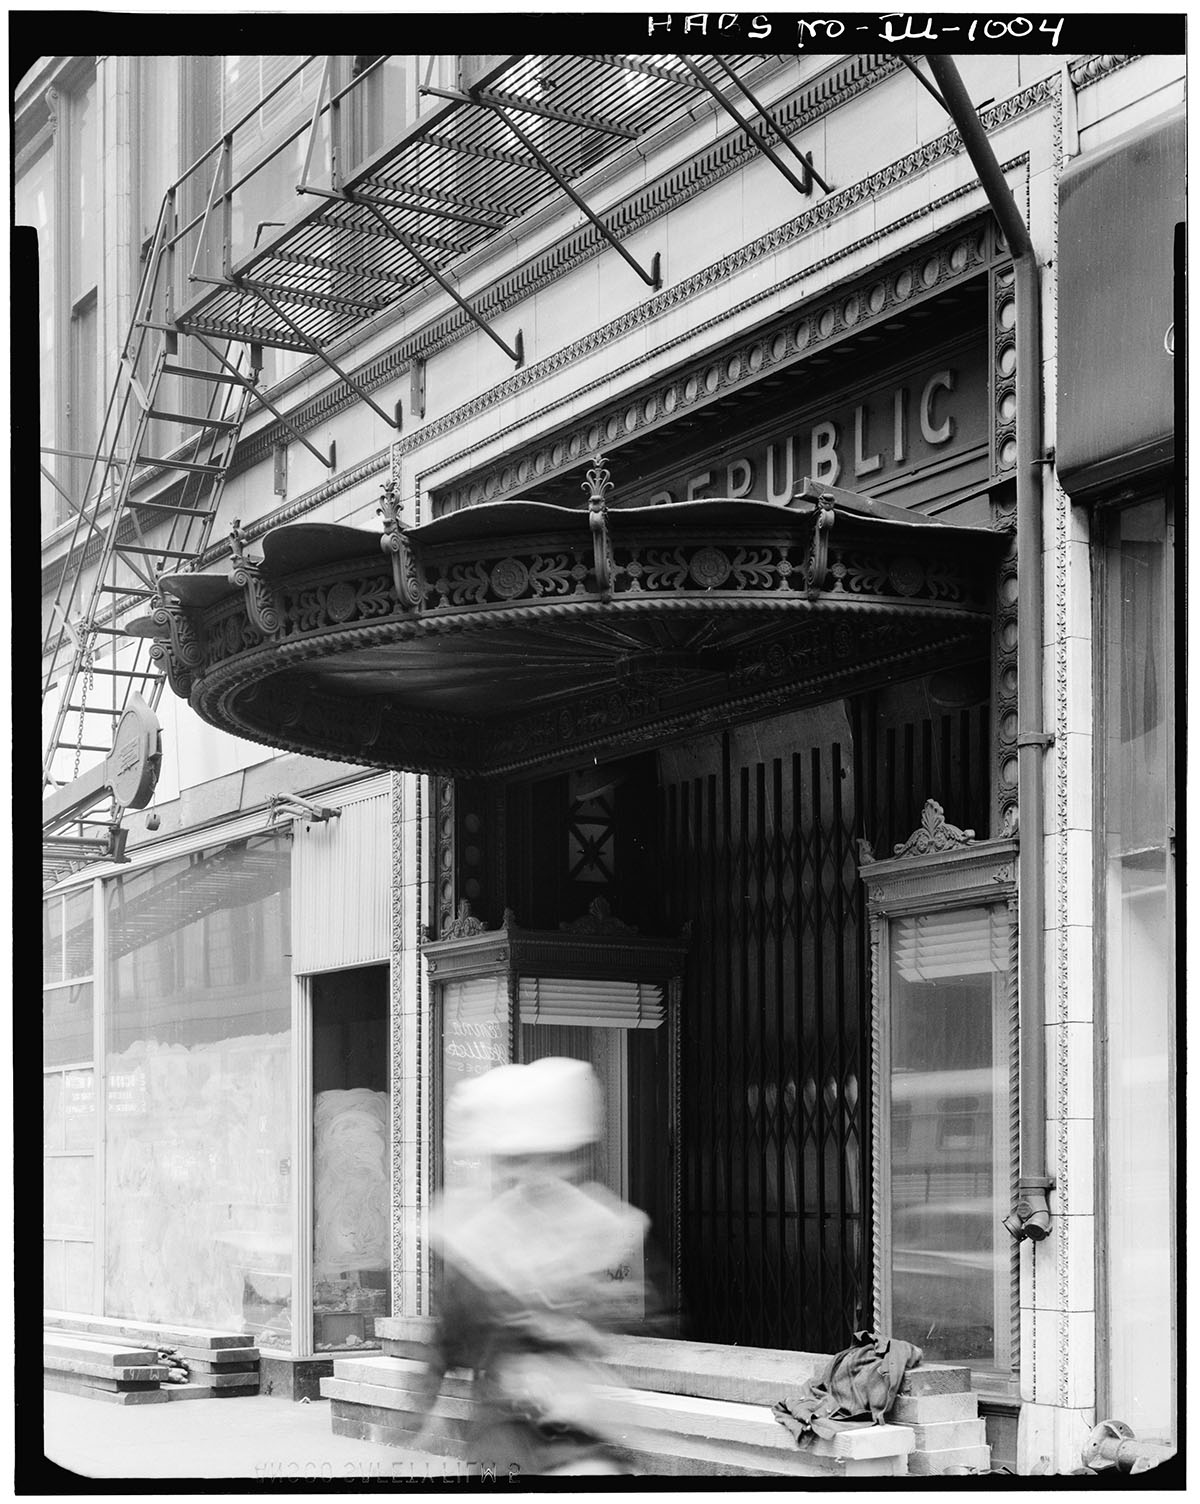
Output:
[926, 55, 1053, 1241]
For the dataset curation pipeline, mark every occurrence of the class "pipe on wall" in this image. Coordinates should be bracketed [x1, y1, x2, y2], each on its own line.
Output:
[926, 56, 1053, 1241]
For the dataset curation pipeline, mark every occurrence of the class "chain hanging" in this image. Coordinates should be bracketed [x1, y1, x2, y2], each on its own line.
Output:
[72, 628, 96, 781]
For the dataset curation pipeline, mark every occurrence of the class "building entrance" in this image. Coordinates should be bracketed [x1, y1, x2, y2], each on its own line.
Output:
[503, 661, 990, 1354]
[656, 703, 866, 1352]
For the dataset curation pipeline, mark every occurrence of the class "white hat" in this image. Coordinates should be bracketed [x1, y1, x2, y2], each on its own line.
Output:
[445, 1057, 602, 1157]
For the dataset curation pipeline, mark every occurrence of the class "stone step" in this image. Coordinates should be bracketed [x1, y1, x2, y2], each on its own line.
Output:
[330, 1354, 473, 1400]
[375, 1323, 968, 1414]
[621, 1432, 912, 1479]
[43, 1355, 170, 1383]
[909, 1418, 989, 1451]
[322, 1375, 473, 1422]
[324, 1358, 915, 1478]
[330, 1408, 469, 1461]
[44, 1371, 170, 1404]
[603, 1386, 834, 1454]
[44, 1334, 161, 1367]
[44, 1311, 254, 1350]
[909, 1442, 992, 1475]
[618, 1431, 849, 1478]
[890, 1389, 981, 1424]
[329, 1396, 472, 1454]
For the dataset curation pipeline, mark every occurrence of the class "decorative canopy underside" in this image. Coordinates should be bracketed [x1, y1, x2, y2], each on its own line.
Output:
[132, 494, 1002, 780]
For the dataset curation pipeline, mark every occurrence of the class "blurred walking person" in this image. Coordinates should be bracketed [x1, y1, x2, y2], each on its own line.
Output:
[415, 1057, 653, 1476]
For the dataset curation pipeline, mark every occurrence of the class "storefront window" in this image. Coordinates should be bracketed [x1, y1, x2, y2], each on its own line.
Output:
[104, 834, 293, 1346]
[43, 886, 96, 1313]
[1098, 496, 1175, 1438]
[311, 965, 390, 1352]
[439, 973, 510, 1193]
[886, 904, 1014, 1372]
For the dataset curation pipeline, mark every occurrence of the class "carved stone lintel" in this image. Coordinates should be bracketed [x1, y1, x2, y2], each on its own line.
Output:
[442, 898, 489, 940]
[892, 798, 975, 858]
[560, 896, 638, 936]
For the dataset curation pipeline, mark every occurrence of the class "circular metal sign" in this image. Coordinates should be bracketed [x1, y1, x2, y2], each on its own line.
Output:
[108, 696, 162, 809]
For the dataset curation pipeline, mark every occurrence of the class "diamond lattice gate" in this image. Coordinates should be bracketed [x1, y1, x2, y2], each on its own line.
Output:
[658, 706, 868, 1353]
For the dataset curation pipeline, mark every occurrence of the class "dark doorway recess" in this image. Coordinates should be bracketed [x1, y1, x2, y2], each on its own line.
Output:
[501, 661, 990, 1354]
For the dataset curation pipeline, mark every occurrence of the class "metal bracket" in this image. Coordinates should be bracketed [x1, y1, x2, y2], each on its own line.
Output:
[680, 56, 831, 199]
[582, 454, 616, 601]
[483, 101, 662, 291]
[378, 479, 423, 611]
[232, 279, 401, 430]
[229, 518, 284, 637]
[356, 196, 525, 365]
[266, 793, 341, 825]
[803, 496, 835, 599]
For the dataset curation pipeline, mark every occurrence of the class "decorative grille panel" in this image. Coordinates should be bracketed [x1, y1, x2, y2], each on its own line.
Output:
[657, 708, 867, 1353]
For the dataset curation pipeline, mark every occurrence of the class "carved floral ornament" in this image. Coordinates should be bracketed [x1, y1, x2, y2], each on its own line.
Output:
[858, 799, 975, 866]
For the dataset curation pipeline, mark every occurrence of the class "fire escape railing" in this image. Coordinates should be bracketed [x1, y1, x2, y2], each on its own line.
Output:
[42, 52, 830, 875]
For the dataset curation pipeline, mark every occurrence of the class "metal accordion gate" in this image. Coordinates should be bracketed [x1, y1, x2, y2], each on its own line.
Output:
[657, 706, 868, 1353]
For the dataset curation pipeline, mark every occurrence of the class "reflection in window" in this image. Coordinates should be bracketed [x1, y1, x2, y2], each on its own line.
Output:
[43, 886, 96, 1313]
[888, 904, 1013, 1371]
[311, 965, 391, 1352]
[1099, 497, 1174, 1439]
[104, 835, 293, 1346]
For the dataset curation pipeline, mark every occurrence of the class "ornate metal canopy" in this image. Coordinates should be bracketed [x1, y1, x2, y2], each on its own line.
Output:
[130, 472, 1002, 780]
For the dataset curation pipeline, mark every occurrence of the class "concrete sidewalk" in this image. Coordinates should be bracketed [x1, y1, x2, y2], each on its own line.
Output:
[41, 1388, 453, 1482]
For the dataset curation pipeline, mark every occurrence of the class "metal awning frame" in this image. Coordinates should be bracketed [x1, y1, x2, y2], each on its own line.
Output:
[680, 55, 832, 198]
[171, 54, 828, 398]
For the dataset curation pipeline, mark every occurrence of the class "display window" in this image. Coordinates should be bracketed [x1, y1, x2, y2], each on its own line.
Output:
[1095, 494, 1175, 1439]
[103, 833, 293, 1344]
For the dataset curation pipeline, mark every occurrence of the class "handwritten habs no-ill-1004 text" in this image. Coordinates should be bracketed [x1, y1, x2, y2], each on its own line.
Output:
[645, 14, 1067, 48]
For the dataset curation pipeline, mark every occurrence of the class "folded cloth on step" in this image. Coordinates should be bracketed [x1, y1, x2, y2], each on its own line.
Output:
[772, 1330, 923, 1442]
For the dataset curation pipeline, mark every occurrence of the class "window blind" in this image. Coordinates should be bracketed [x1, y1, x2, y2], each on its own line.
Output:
[519, 976, 665, 1030]
[893, 906, 1011, 982]
[222, 56, 319, 139]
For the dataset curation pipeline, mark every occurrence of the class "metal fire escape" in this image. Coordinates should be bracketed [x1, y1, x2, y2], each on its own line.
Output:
[41, 52, 828, 878]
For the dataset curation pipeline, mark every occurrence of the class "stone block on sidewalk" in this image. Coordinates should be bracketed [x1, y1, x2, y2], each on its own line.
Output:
[908, 1442, 992, 1475]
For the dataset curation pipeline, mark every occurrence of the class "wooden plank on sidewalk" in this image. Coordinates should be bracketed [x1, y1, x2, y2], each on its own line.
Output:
[44, 1372, 170, 1405]
[174, 1357, 258, 1375]
[44, 1334, 161, 1366]
[160, 1374, 259, 1400]
[167, 1371, 259, 1391]
[43, 1355, 170, 1382]
[43, 1311, 254, 1349]
[171, 1345, 259, 1365]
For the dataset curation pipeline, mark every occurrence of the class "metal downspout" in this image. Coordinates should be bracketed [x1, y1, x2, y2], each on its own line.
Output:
[926, 56, 1053, 1241]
